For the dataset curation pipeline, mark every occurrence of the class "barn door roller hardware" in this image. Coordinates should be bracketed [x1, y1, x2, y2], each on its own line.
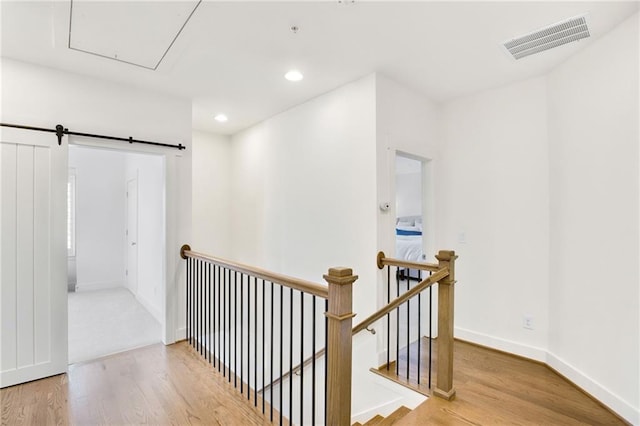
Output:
[0, 122, 185, 150]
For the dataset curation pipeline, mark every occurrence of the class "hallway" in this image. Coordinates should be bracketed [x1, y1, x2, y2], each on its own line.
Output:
[68, 288, 160, 364]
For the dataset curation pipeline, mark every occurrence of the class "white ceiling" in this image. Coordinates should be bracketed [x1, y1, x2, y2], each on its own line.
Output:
[1, 1, 637, 135]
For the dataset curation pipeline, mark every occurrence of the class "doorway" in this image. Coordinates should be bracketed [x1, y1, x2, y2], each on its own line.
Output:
[67, 145, 165, 364]
[392, 152, 434, 366]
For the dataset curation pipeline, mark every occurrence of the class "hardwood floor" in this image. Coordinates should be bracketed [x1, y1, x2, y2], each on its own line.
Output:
[377, 338, 627, 425]
[0, 342, 272, 425]
[1, 339, 628, 425]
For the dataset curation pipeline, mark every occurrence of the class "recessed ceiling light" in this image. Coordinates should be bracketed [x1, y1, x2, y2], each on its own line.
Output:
[285, 70, 303, 82]
[214, 114, 228, 123]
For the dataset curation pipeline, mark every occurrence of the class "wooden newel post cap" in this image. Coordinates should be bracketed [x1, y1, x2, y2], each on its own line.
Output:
[323, 267, 358, 285]
[436, 250, 457, 261]
[180, 244, 191, 259]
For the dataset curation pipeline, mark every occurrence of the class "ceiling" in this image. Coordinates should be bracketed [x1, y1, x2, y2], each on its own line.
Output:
[1, 1, 637, 135]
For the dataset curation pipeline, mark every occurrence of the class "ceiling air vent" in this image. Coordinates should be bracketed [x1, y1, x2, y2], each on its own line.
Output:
[502, 14, 590, 60]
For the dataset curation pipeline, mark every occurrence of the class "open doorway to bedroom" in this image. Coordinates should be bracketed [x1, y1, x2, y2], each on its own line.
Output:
[393, 152, 433, 374]
[67, 145, 165, 364]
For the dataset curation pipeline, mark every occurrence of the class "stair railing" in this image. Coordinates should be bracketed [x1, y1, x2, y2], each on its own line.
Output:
[179, 245, 456, 425]
[365, 249, 458, 400]
[179, 244, 357, 426]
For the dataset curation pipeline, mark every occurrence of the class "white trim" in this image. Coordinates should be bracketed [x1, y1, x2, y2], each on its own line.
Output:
[455, 326, 547, 362]
[546, 352, 639, 425]
[456, 326, 639, 424]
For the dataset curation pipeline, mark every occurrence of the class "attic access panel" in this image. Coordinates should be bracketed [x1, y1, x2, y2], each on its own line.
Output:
[69, 0, 201, 70]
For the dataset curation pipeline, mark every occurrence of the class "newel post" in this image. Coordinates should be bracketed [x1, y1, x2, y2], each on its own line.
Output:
[324, 267, 358, 426]
[434, 250, 458, 401]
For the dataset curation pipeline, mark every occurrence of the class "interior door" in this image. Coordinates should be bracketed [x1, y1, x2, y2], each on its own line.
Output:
[126, 178, 138, 295]
[1, 129, 68, 387]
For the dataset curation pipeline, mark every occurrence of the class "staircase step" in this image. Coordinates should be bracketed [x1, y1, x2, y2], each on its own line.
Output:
[353, 423, 363, 426]
[378, 406, 411, 426]
[363, 414, 385, 426]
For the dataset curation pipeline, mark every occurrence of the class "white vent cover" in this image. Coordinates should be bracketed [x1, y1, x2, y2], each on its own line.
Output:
[502, 14, 590, 60]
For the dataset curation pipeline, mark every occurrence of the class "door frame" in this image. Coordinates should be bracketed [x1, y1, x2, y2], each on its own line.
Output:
[68, 137, 177, 345]
[126, 176, 139, 296]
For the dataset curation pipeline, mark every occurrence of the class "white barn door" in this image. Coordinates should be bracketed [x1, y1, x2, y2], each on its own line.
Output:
[1, 130, 68, 387]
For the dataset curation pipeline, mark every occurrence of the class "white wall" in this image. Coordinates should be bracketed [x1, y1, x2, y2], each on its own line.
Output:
[230, 75, 423, 418]
[192, 130, 231, 257]
[126, 152, 165, 322]
[376, 75, 441, 262]
[435, 13, 639, 423]
[395, 171, 422, 218]
[547, 13, 639, 423]
[230, 75, 378, 315]
[439, 77, 550, 359]
[69, 146, 127, 291]
[1, 58, 192, 343]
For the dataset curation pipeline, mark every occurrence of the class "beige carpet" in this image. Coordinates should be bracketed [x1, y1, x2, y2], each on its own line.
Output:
[68, 287, 161, 364]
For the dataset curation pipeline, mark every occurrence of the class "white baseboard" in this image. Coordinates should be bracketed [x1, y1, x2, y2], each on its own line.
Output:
[75, 281, 124, 292]
[546, 352, 639, 425]
[455, 326, 638, 425]
[454, 326, 547, 362]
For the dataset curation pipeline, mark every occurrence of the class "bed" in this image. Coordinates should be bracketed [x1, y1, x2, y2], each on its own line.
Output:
[395, 215, 424, 281]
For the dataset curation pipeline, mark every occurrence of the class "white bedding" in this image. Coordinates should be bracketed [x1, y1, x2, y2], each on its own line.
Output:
[396, 234, 423, 262]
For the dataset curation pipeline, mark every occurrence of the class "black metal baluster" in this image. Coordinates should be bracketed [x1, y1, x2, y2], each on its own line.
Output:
[217, 265, 222, 372]
[206, 262, 210, 361]
[213, 264, 217, 368]
[300, 291, 304, 424]
[407, 269, 410, 379]
[279, 284, 283, 426]
[223, 268, 227, 378]
[234, 271, 238, 388]
[262, 279, 266, 413]
[387, 265, 390, 371]
[245, 274, 249, 399]
[324, 299, 328, 426]
[396, 267, 400, 376]
[186, 258, 191, 346]
[194, 258, 197, 350]
[429, 272, 433, 389]
[209, 263, 213, 363]
[218, 265, 222, 372]
[254, 277, 258, 405]
[240, 273, 244, 394]
[418, 270, 422, 385]
[312, 295, 316, 426]
[270, 280, 274, 422]
[198, 260, 202, 355]
[289, 287, 293, 423]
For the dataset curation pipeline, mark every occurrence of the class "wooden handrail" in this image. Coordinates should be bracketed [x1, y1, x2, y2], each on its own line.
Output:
[180, 245, 328, 299]
[377, 251, 440, 272]
[266, 265, 450, 395]
[352, 267, 449, 335]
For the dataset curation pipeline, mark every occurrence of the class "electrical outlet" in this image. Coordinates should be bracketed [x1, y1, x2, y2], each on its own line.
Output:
[523, 315, 534, 330]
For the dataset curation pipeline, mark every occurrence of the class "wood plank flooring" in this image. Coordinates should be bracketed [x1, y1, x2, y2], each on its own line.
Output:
[1, 339, 628, 425]
[1, 342, 272, 425]
[378, 338, 627, 425]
